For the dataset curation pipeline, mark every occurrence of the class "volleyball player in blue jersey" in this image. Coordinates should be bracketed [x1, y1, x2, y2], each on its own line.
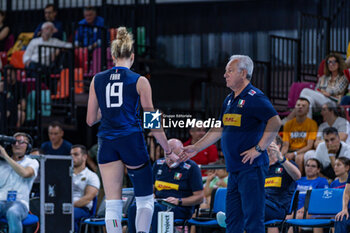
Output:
[87, 27, 177, 233]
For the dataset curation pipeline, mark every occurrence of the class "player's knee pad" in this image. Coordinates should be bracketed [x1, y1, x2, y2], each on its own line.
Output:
[127, 161, 153, 196]
[105, 199, 123, 220]
[135, 194, 154, 213]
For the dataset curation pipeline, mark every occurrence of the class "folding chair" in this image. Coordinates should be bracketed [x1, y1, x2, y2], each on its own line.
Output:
[283, 188, 343, 233]
[187, 187, 227, 231]
[0, 213, 39, 232]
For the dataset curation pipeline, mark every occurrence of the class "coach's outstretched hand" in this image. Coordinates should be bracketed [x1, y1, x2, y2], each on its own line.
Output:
[179, 145, 199, 162]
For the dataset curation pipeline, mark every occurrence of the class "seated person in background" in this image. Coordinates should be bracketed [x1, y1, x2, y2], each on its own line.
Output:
[183, 126, 218, 176]
[331, 157, 350, 189]
[305, 127, 350, 179]
[0, 10, 10, 51]
[0, 132, 39, 233]
[314, 101, 349, 149]
[335, 169, 350, 232]
[202, 160, 228, 209]
[282, 98, 318, 174]
[41, 121, 72, 155]
[127, 139, 204, 233]
[285, 53, 348, 120]
[71, 144, 100, 233]
[0, 65, 26, 128]
[212, 136, 301, 233]
[285, 158, 328, 233]
[23, 22, 72, 71]
[74, 6, 104, 49]
[265, 136, 301, 233]
[33, 4, 63, 40]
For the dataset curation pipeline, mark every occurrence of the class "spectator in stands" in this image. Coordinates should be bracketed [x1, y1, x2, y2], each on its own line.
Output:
[74, 6, 104, 49]
[33, 4, 63, 40]
[286, 158, 328, 233]
[0, 64, 26, 128]
[23, 22, 72, 72]
[127, 139, 204, 233]
[71, 144, 100, 233]
[202, 160, 228, 208]
[0, 132, 39, 233]
[335, 164, 350, 232]
[41, 121, 72, 155]
[0, 10, 10, 51]
[330, 157, 350, 189]
[314, 101, 348, 149]
[305, 127, 350, 179]
[285, 53, 348, 120]
[282, 98, 318, 174]
[183, 126, 218, 175]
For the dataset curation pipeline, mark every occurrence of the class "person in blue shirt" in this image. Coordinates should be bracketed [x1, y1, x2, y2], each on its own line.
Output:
[33, 4, 63, 40]
[285, 158, 328, 232]
[335, 169, 350, 232]
[128, 139, 204, 233]
[87, 27, 179, 233]
[74, 6, 104, 48]
[40, 121, 72, 155]
[183, 55, 282, 233]
[331, 157, 350, 189]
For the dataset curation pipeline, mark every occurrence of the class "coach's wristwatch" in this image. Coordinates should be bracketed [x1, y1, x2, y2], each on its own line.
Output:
[178, 198, 182, 206]
[255, 145, 264, 153]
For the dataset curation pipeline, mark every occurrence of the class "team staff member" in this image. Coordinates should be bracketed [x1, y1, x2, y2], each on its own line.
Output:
[128, 139, 203, 233]
[183, 55, 282, 233]
[87, 27, 178, 233]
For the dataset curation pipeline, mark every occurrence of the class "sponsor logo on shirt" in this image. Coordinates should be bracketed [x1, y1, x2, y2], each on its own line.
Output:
[183, 163, 191, 170]
[155, 180, 179, 191]
[223, 114, 241, 127]
[264, 177, 282, 188]
[157, 159, 165, 165]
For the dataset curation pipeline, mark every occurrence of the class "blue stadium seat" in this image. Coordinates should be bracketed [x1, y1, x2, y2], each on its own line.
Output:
[187, 187, 227, 229]
[0, 213, 39, 230]
[283, 188, 343, 232]
[264, 190, 299, 229]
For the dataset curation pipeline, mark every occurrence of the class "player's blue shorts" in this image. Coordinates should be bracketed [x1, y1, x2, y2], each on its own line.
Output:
[97, 132, 149, 166]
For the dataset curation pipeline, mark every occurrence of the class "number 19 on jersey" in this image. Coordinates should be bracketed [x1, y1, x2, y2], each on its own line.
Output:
[106, 82, 123, 108]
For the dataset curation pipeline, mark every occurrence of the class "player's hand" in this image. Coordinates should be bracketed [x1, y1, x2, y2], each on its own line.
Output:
[336, 209, 349, 221]
[240, 147, 261, 164]
[179, 145, 199, 162]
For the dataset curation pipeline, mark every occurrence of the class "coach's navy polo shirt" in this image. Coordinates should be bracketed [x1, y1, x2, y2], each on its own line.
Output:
[219, 83, 278, 172]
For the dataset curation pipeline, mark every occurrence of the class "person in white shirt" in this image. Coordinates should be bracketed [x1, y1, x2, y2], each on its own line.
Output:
[305, 127, 350, 179]
[71, 144, 100, 233]
[23, 21, 72, 69]
[0, 132, 39, 233]
[314, 101, 348, 149]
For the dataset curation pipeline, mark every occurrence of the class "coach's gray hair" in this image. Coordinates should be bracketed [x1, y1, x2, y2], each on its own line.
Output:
[229, 55, 254, 80]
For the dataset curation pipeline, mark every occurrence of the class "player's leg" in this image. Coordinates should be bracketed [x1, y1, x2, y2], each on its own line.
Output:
[98, 139, 124, 233]
[120, 132, 154, 233]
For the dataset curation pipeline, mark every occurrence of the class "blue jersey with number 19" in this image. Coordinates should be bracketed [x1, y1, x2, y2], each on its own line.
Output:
[94, 66, 143, 140]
